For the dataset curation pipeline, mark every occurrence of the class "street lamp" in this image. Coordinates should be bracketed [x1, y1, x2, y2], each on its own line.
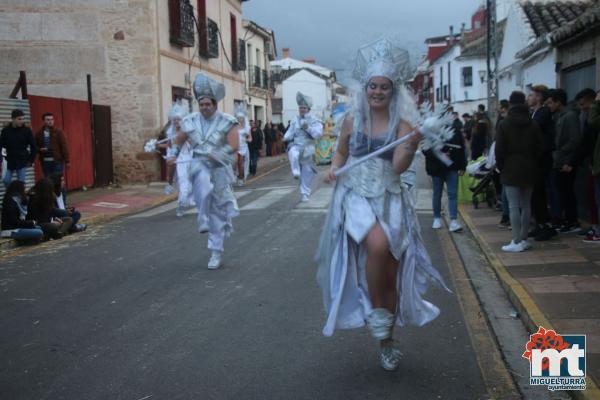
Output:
[478, 70, 486, 84]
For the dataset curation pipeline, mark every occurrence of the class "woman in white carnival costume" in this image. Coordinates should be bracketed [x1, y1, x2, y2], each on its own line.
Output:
[234, 103, 252, 186]
[163, 99, 194, 217]
[317, 39, 450, 371]
[284, 92, 324, 202]
[171, 72, 240, 269]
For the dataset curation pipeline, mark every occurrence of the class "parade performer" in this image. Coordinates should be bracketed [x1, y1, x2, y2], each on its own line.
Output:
[284, 92, 324, 202]
[170, 73, 240, 269]
[316, 39, 451, 371]
[163, 99, 193, 217]
[234, 103, 252, 186]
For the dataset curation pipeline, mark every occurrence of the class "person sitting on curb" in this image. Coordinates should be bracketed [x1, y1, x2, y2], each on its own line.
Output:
[49, 172, 87, 233]
[1, 180, 44, 244]
[27, 178, 73, 240]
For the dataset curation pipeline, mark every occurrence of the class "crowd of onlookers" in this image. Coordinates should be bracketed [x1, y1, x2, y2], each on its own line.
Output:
[426, 85, 600, 253]
[0, 108, 86, 246]
[248, 120, 288, 175]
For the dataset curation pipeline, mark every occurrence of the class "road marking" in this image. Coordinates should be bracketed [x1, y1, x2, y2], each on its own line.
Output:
[92, 202, 129, 209]
[240, 188, 295, 210]
[295, 187, 333, 209]
[128, 202, 178, 218]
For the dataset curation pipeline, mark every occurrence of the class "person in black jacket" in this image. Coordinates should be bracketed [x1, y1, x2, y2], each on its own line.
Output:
[0, 109, 37, 188]
[425, 115, 467, 233]
[495, 91, 543, 252]
[249, 121, 263, 175]
[27, 178, 73, 239]
[1, 180, 43, 242]
[527, 84, 557, 241]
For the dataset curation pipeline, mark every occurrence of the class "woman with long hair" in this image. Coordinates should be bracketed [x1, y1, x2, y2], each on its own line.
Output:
[27, 178, 73, 239]
[317, 39, 450, 371]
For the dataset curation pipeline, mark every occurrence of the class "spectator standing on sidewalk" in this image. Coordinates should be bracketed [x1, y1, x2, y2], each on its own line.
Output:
[264, 121, 273, 156]
[495, 91, 543, 252]
[462, 113, 474, 141]
[589, 90, 600, 241]
[547, 88, 583, 233]
[249, 120, 263, 175]
[471, 112, 489, 160]
[0, 109, 37, 188]
[35, 113, 70, 177]
[1, 180, 43, 243]
[528, 85, 557, 241]
[426, 112, 467, 233]
[575, 88, 600, 241]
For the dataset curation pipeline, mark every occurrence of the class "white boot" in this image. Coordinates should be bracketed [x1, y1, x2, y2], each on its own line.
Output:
[366, 308, 394, 340]
[207, 251, 222, 270]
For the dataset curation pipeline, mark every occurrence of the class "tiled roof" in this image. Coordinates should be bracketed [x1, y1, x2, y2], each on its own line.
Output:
[459, 20, 507, 58]
[516, 0, 598, 59]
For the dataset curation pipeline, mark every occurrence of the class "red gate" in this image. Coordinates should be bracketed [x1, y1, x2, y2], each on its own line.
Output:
[28, 95, 94, 190]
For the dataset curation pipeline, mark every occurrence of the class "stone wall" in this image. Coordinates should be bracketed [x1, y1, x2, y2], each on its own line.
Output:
[0, 0, 162, 183]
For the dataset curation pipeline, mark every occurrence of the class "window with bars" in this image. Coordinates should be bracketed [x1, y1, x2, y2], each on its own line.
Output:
[462, 66, 473, 87]
[168, 0, 195, 47]
[262, 70, 269, 89]
[207, 18, 219, 58]
[237, 39, 247, 71]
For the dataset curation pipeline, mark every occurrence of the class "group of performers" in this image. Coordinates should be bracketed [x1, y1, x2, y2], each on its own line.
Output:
[152, 38, 450, 371]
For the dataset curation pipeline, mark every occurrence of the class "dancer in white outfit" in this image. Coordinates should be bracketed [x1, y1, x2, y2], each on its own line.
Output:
[284, 92, 324, 202]
[170, 73, 240, 269]
[317, 39, 450, 371]
[234, 103, 252, 186]
[163, 100, 194, 217]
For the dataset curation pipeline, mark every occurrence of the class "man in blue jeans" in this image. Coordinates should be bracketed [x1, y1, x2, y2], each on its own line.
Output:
[0, 109, 37, 188]
[424, 112, 467, 233]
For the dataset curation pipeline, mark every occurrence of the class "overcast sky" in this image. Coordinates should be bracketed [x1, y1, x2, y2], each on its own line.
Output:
[243, 0, 485, 82]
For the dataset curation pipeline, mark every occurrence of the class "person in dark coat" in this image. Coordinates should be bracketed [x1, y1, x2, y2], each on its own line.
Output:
[249, 121, 263, 175]
[547, 88, 583, 233]
[470, 112, 489, 160]
[425, 118, 467, 233]
[527, 85, 557, 241]
[1, 180, 43, 243]
[27, 178, 73, 239]
[495, 91, 543, 252]
[0, 109, 37, 188]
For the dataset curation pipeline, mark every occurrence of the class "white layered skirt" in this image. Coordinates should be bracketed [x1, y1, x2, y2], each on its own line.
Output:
[316, 179, 450, 337]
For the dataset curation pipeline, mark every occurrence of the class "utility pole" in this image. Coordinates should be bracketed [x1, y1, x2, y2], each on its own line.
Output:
[486, 0, 498, 121]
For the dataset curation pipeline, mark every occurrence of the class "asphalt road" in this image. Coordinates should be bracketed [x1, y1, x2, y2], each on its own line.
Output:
[1, 162, 497, 400]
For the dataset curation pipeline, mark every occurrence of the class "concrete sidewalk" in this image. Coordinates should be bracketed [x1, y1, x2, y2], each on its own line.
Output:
[0, 155, 288, 252]
[460, 204, 600, 400]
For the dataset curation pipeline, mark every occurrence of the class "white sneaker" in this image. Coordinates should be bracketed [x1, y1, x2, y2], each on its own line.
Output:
[502, 240, 525, 252]
[207, 251, 222, 269]
[199, 222, 209, 233]
[175, 206, 184, 217]
[380, 342, 403, 371]
[432, 218, 442, 229]
[301, 194, 309, 202]
[521, 240, 532, 250]
[449, 219, 463, 232]
[164, 184, 175, 195]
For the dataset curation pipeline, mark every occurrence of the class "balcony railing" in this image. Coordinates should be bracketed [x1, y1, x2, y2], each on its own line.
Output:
[249, 66, 270, 89]
[168, 0, 195, 47]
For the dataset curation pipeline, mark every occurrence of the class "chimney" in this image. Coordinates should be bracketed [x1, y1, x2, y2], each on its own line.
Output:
[460, 22, 466, 41]
[448, 25, 455, 44]
[282, 47, 290, 58]
[302, 58, 316, 64]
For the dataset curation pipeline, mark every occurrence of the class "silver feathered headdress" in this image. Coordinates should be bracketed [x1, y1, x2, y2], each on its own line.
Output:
[168, 98, 190, 121]
[193, 72, 225, 102]
[234, 102, 248, 118]
[296, 92, 313, 108]
[352, 38, 411, 85]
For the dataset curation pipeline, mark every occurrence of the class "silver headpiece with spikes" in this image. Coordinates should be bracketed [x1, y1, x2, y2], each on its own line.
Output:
[193, 72, 225, 102]
[296, 92, 313, 108]
[234, 102, 248, 118]
[168, 98, 190, 121]
[352, 38, 411, 86]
